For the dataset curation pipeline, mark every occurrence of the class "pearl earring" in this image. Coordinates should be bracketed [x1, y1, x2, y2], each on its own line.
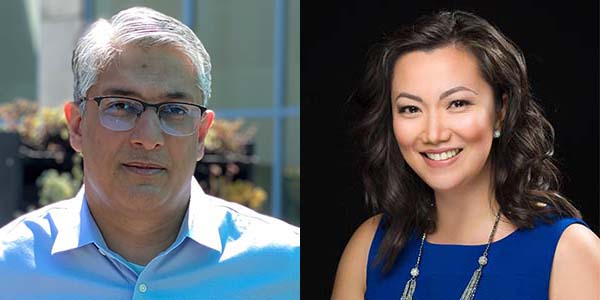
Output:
[493, 129, 501, 138]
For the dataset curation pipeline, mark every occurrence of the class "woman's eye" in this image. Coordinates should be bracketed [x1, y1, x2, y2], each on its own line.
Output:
[398, 105, 420, 114]
[448, 100, 470, 109]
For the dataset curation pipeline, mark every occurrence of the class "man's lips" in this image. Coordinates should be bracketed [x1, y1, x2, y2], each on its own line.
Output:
[122, 161, 167, 175]
[123, 162, 166, 169]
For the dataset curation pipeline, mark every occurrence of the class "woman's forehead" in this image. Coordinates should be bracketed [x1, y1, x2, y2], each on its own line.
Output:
[391, 46, 491, 99]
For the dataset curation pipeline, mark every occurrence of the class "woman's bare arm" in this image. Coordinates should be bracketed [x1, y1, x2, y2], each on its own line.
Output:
[331, 215, 382, 300]
[549, 224, 600, 300]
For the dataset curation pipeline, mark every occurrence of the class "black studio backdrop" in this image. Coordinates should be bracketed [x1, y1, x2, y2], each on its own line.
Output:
[300, 1, 599, 299]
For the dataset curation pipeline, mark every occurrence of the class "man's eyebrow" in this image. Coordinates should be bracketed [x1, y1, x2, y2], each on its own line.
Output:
[101, 88, 194, 101]
[439, 86, 478, 100]
[164, 91, 193, 100]
[103, 88, 139, 97]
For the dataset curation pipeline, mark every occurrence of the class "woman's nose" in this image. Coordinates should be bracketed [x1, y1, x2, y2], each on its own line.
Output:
[420, 112, 451, 144]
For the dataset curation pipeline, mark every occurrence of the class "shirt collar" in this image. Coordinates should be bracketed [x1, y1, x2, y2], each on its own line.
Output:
[51, 188, 106, 254]
[51, 178, 223, 255]
[182, 179, 223, 253]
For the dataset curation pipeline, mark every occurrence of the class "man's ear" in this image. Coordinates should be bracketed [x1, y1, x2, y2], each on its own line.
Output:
[64, 101, 83, 152]
[196, 110, 215, 161]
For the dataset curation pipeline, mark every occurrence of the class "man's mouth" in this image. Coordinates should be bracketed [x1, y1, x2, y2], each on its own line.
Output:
[122, 161, 166, 175]
[421, 149, 462, 161]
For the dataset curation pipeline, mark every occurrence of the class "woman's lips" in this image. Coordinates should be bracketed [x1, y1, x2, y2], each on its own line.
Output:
[421, 148, 463, 161]
[420, 148, 463, 167]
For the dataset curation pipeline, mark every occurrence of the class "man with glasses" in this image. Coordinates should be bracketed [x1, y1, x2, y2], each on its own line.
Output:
[0, 7, 299, 299]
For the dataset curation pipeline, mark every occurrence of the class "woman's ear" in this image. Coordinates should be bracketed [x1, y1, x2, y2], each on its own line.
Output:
[64, 101, 83, 152]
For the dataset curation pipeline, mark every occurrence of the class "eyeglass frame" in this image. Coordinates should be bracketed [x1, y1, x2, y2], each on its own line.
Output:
[78, 95, 208, 136]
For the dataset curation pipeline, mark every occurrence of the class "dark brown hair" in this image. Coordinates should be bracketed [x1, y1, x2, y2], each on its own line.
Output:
[352, 10, 581, 272]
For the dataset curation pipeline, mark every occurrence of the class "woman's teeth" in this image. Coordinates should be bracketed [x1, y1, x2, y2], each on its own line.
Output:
[425, 149, 461, 161]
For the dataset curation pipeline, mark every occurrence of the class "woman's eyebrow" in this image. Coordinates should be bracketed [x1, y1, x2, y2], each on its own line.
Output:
[395, 86, 478, 103]
[395, 92, 423, 102]
[439, 86, 478, 100]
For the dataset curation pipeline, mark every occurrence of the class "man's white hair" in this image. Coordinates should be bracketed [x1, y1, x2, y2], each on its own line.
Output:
[72, 6, 212, 107]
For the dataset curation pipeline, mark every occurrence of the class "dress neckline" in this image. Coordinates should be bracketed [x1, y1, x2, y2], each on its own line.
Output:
[423, 227, 520, 248]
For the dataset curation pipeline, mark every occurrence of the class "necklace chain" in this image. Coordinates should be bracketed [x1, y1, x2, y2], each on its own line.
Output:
[401, 211, 502, 300]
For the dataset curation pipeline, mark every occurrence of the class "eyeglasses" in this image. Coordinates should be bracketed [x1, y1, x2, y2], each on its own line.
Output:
[81, 96, 207, 137]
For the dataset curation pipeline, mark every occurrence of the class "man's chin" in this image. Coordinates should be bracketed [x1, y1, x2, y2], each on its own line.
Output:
[122, 184, 167, 204]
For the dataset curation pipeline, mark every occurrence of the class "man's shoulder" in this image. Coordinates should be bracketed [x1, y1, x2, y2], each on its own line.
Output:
[198, 194, 300, 249]
[0, 198, 80, 254]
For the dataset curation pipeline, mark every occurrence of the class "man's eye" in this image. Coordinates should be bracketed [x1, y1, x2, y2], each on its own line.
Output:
[111, 102, 132, 110]
[162, 105, 189, 116]
[106, 101, 139, 113]
[102, 99, 142, 116]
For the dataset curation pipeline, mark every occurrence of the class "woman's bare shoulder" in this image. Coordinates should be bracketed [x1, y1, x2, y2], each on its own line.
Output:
[356, 214, 383, 238]
[331, 214, 383, 300]
[549, 223, 600, 300]
[346, 214, 383, 257]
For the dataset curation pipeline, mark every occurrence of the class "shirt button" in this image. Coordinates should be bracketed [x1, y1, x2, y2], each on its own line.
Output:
[138, 283, 148, 293]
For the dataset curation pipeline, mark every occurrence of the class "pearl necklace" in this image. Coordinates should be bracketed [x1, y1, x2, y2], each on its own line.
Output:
[401, 211, 501, 300]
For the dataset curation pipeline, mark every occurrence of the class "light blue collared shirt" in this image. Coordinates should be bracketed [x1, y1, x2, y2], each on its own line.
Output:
[0, 179, 299, 299]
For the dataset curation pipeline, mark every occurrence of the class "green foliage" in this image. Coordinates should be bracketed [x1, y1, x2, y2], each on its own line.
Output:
[35, 153, 83, 206]
[0, 98, 68, 151]
[205, 119, 256, 155]
[206, 163, 267, 210]
[203, 118, 267, 209]
[36, 169, 76, 206]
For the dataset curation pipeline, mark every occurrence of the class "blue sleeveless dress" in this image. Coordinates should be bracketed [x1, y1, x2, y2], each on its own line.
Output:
[365, 217, 586, 300]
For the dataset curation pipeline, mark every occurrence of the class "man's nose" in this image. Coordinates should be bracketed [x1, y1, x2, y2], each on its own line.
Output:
[129, 109, 165, 150]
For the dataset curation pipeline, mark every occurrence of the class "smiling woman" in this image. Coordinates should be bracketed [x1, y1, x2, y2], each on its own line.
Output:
[330, 10, 600, 300]
[391, 46, 499, 193]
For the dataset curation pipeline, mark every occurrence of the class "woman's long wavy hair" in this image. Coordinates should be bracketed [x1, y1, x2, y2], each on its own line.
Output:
[353, 10, 581, 272]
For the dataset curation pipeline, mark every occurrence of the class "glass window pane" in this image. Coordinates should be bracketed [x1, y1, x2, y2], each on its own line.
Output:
[0, 1, 36, 103]
[195, 0, 274, 109]
[283, 116, 299, 225]
[94, 0, 181, 20]
[238, 118, 272, 214]
[286, 0, 299, 106]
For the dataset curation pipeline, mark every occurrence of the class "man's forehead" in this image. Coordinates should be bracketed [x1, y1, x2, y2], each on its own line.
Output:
[111, 44, 195, 71]
[92, 44, 203, 102]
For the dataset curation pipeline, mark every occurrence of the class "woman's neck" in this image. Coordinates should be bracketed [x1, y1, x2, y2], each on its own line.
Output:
[428, 167, 515, 245]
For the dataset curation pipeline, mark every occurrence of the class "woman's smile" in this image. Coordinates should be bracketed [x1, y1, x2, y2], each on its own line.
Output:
[421, 148, 462, 161]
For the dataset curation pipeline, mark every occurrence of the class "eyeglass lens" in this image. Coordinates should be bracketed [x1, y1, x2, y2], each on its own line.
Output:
[98, 97, 203, 136]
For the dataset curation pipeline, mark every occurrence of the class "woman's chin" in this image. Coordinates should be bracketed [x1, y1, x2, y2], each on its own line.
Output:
[421, 176, 464, 193]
